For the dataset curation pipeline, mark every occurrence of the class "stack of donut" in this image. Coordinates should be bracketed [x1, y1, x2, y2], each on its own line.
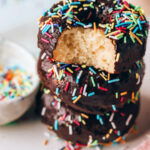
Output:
[37, 0, 149, 148]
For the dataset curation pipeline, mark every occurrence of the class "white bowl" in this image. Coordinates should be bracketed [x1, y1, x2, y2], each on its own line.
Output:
[0, 38, 39, 125]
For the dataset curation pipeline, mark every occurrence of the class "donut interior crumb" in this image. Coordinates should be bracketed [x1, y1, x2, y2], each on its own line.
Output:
[53, 27, 116, 73]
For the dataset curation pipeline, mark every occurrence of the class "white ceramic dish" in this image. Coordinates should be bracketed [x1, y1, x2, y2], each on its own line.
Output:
[0, 39, 39, 125]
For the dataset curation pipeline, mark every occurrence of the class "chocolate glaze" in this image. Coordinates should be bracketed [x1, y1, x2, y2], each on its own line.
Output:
[38, 0, 148, 73]
[38, 51, 144, 114]
[40, 92, 140, 144]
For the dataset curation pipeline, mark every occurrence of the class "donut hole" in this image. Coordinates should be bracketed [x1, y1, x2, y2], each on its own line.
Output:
[53, 27, 116, 73]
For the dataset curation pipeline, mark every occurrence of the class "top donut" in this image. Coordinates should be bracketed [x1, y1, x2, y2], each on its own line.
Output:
[38, 0, 149, 74]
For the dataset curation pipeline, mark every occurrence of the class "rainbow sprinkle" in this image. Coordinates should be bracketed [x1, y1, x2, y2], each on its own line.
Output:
[41, 56, 143, 106]
[0, 65, 33, 101]
[39, 0, 149, 46]
[42, 88, 138, 149]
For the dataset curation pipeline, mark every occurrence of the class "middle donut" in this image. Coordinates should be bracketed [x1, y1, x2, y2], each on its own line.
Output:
[38, 52, 145, 115]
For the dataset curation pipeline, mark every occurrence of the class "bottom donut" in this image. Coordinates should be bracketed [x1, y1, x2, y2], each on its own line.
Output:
[40, 91, 140, 146]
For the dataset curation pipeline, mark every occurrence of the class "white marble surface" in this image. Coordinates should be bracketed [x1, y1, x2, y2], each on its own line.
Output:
[0, 1, 150, 150]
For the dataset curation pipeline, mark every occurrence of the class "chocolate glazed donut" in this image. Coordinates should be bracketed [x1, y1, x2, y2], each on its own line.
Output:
[38, 52, 144, 114]
[38, 0, 148, 74]
[40, 92, 140, 145]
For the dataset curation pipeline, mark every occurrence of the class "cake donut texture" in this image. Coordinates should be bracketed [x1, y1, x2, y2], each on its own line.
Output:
[38, 0, 148, 73]
[38, 53, 144, 114]
[40, 92, 140, 145]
